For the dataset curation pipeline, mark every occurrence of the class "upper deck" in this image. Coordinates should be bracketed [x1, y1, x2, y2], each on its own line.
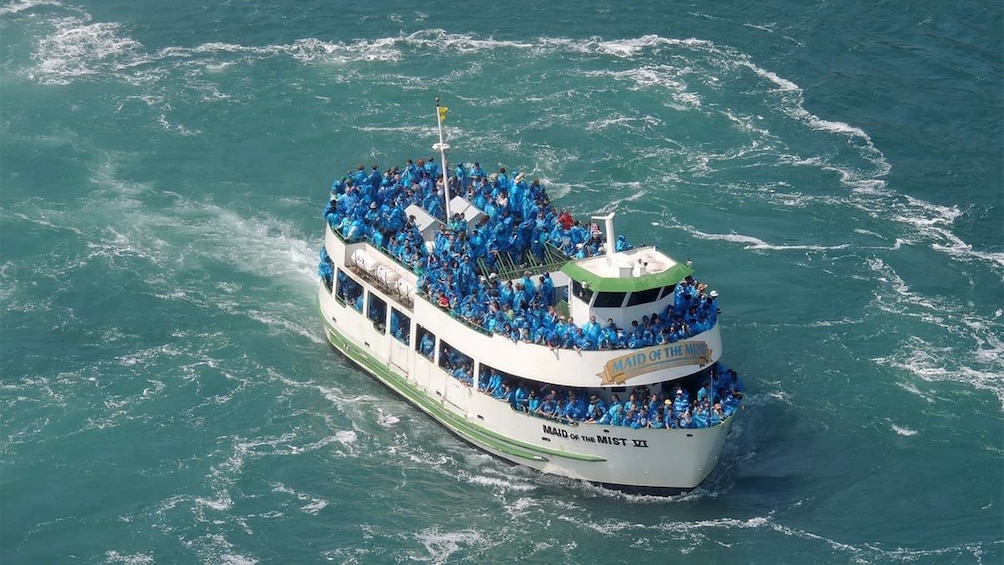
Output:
[319, 157, 723, 384]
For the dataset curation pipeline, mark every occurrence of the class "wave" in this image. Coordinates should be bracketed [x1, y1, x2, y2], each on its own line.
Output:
[413, 527, 489, 565]
[27, 4, 996, 283]
[866, 259, 1004, 409]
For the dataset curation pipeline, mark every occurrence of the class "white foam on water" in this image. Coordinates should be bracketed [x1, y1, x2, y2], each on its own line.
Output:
[376, 411, 400, 427]
[585, 113, 665, 133]
[242, 309, 326, 345]
[270, 482, 330, 515]
[31, 14, 144, 85]
[865, 259, 1004, 408]
[194, 494, 232, 512]
[874, 338, 1004, 410]
[890, 424, 918, 436]
[682, 225, 852, 253]
[503, 496, 539, 520]
[182, 533, 258, 565]
[466, 473, 536, 492]
[0, 0, 68, 15]
[104, 551, 155, 564]
[558, 515, 638, 536]
[335, 429, 358, 444]
[412, 527, 488, 565]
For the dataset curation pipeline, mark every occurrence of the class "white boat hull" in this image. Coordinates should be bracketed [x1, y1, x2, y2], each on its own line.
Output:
[319, 282, 732, 491]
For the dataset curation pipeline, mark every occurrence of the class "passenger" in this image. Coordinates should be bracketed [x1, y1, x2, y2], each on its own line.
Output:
[725, 369, 745, 394]
[584, 399, 602, 422]
[608, 403, 625, 426]
[624, 393, 639, 414]
[697, 380, 712, 403]
[526, 390, 541, 414]
[672, 387, 689, 415]
[513, 383, 529, 411]
[722, 390, 743, 416]
[595, 406, 615, 426]
[494, 381, 511, 401]
[487, 370, 503, 395]
[678, 410, 692, 428]
[710, 403, 724, 426]
[537, 390, 557, 418]
[650, 412, 665, 429]
[646, 397, 661, 421]
[631, 409, 648, 429]
[452, 364, 472, 386]
[583, 316, 601, 342]
[692, 406, 709, 428]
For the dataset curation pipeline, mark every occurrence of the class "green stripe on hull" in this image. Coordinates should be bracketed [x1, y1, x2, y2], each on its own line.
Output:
[320, 311, 605, 463]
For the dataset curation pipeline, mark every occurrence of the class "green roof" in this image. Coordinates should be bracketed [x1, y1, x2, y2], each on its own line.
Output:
[559, 261, 694, 293]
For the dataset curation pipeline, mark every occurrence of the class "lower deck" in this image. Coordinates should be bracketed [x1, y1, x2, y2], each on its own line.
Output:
[318, 281, 735, 490]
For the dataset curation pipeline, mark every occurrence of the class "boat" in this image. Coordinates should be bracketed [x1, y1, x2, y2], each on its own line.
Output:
[316, 100, 744, 492]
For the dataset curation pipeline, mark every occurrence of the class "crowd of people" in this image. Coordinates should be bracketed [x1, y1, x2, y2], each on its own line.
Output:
[430, 334, 744, 429]
[319, 158, 742, 430]
[319, 158, 720, 352]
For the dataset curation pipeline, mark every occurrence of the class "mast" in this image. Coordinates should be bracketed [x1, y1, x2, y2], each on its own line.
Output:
[434, 98, 452, 220]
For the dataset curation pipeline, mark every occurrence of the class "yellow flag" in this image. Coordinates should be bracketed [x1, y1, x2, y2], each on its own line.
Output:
[438, 106, 448, 121]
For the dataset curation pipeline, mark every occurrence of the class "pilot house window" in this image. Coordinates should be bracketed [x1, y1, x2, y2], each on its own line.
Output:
[626, 287, 662, 306]
[571, 280, 594, 303]
[593, 291, 627, 308]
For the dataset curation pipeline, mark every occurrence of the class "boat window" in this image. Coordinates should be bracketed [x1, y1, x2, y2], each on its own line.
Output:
[626, 287, 661, 306]
[479, 363, 518, 394]
[319, 250, 334, 293]
[335, 269, 364, 312]
[657, 284, 676, 300]
[593, 291, 627, 308]
[415, 325, 436, 361]
[571, 279, 593, 303]
[367, 292, 387, 333]
[390, 308, 411, 346]
[558, 285, 570, 304]
[439, 340, 474, 386]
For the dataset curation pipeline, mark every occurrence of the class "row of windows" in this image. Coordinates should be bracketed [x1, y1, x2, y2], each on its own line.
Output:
[333, 268, 413, 346]
[571, 280, 675, 309]
[332, 267, 664, 400]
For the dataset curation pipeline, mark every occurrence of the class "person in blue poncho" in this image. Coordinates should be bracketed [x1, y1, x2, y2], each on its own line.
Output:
[452, 364, 472, 386]
[582, 315, 601, 342]
[486, 370, 503, 396]
[725, 368, 745, 394]
[352, 164, 367, 186]
[536, 391, 557, 418]
[424, 157, 439, 179]
[692, 406, 709, 428]
[649, 412, 665, 429]
[513, 382, 529, 411]
[672, 386, 689, 415]
[537, 273, 555, 307]
[526, 390, 540, 414]
[584, 395, 607, 423]
[722, 390, 743, 416]
[562, 395, 579, 423]
[709, 403, 723, 426]
[419, 332, 435, 360]
[368, 165, 382, 191]
[677, 410, 692, 429]
[697, 380, 712, 404]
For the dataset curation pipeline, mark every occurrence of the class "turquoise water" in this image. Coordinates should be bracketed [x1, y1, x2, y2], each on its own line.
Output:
[2, 0, 1002, 563]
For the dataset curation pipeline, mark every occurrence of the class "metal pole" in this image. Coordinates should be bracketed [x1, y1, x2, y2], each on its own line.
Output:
[434, 98, 452, 221]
